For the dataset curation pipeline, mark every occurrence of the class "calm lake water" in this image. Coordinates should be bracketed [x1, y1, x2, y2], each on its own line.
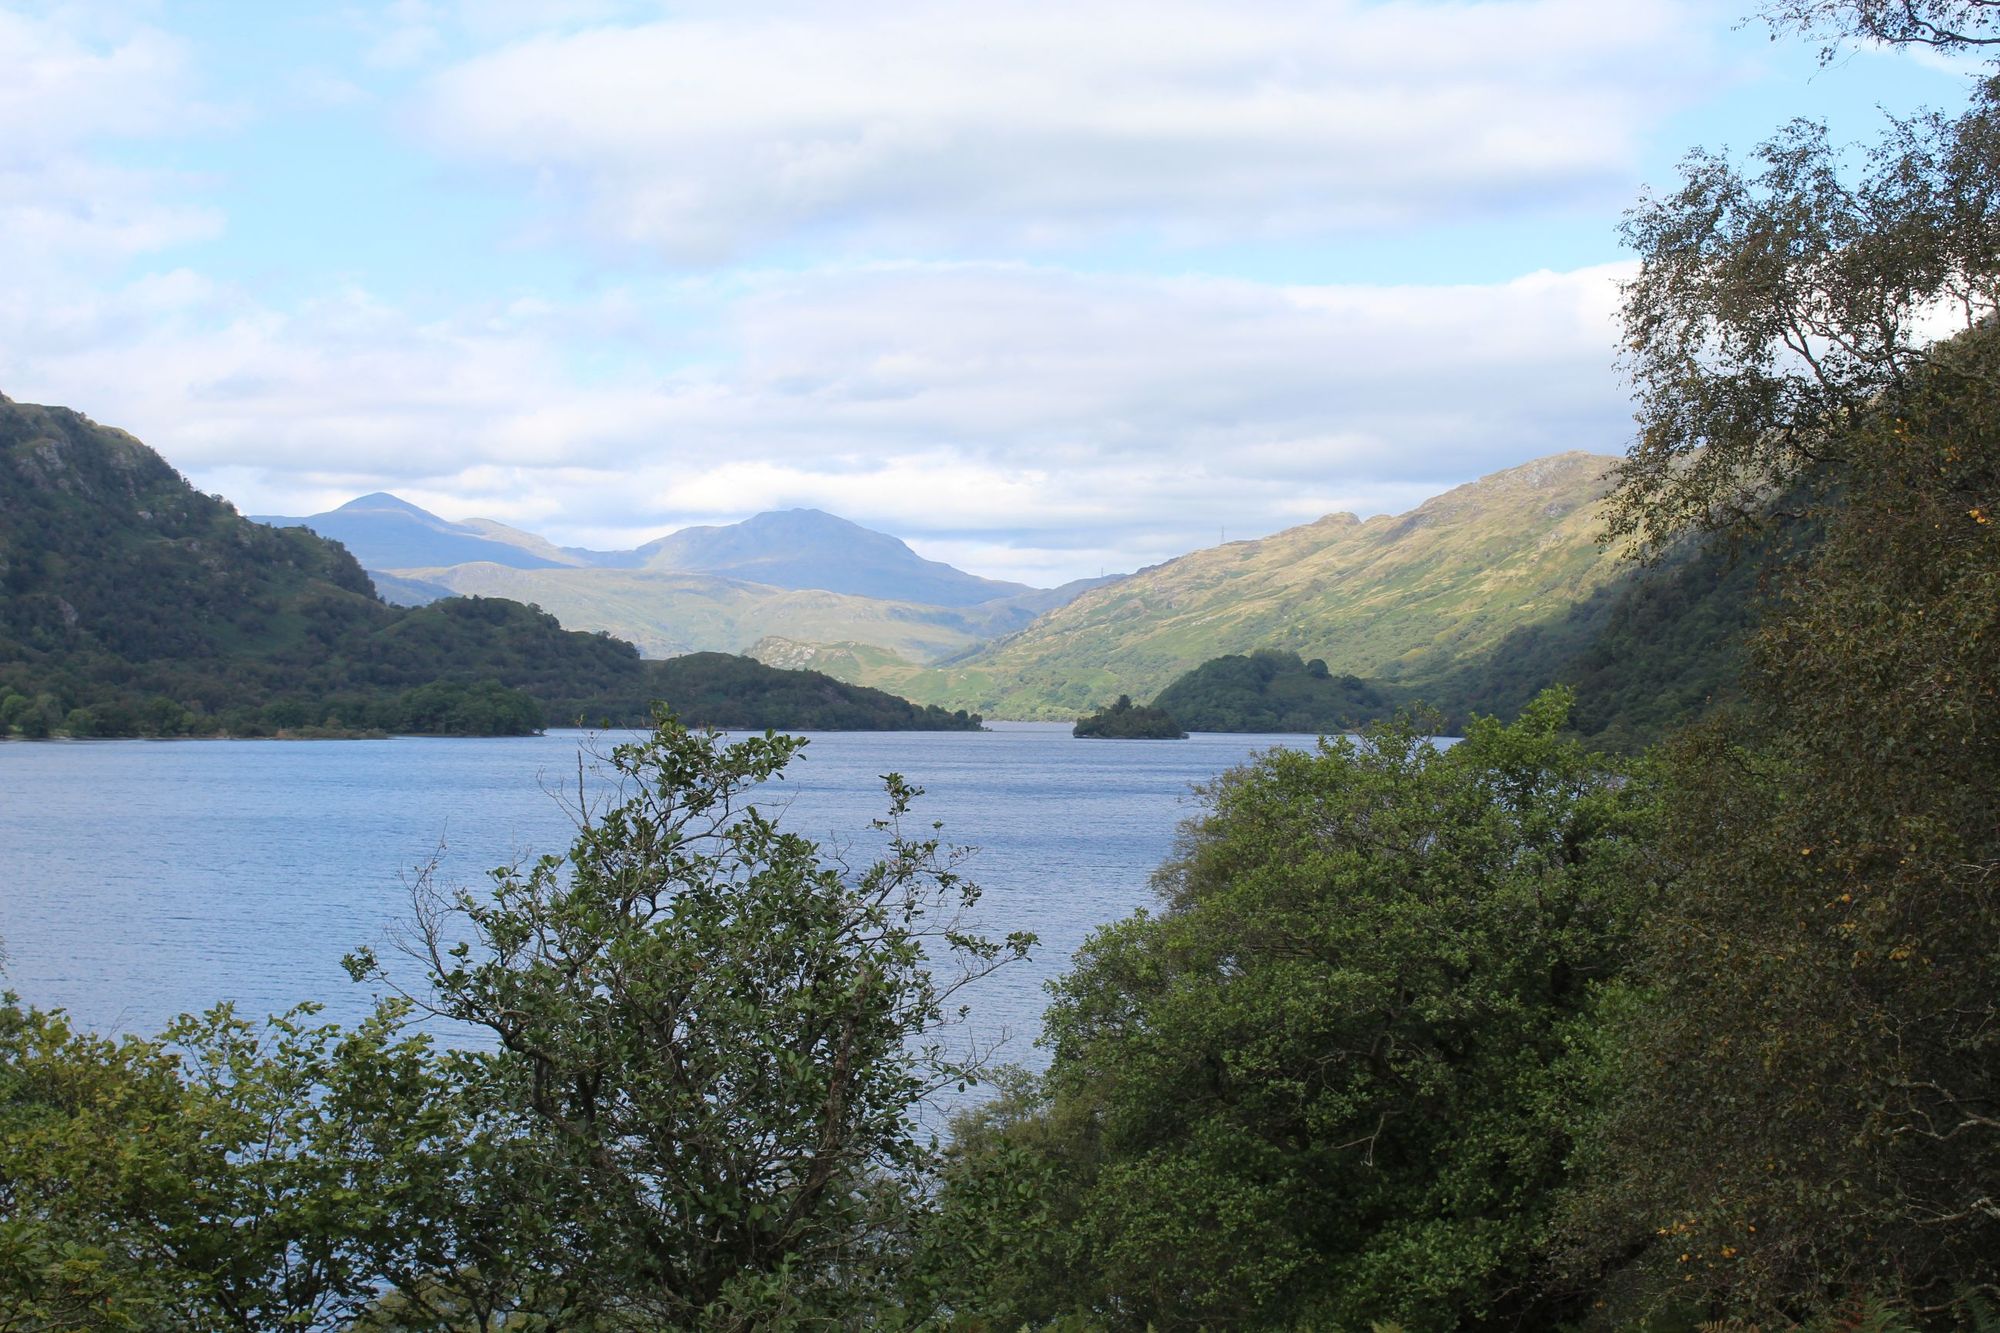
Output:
[0, 723, 1326, 1071]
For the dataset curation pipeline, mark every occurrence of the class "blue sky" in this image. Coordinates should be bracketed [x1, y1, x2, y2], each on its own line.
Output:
[1, 0, 1977, 583]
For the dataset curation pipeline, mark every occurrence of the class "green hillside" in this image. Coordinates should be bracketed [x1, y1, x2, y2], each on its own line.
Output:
[1399, 521, 1773, 746]
[0, 396, 980, 736]
[885, 452, 1627, 718]
[1134, 529, 1766, 746]
[400, 561, 1048, 662]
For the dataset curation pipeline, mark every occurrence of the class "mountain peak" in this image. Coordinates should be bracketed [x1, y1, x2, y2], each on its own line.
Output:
[335, 491, 439, 517]
[636, 509, 1030, 606]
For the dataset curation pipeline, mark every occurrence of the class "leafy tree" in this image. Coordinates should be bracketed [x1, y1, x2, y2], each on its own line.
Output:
[929, 694, 1658, 1330]
[1609, 74, 2000, 554]
[353, 715, 1033, 1327]
[0, 998, 492, 1331]
[1551, 18, 2000, 1314]
[1558, 321, 2000, 1325]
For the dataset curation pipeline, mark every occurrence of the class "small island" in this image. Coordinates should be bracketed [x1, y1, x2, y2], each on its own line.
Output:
[1151, 648, 1394, 734]
[1072, 694, 1187, 739]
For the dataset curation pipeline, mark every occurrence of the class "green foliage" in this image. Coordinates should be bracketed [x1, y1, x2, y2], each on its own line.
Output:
[1607, 74, 2000, 554]
[1550, 37, 2000, 1314]
[0, 996, 516, 1331]
[353, 714, 1032, 1325]
[1149, 648, 1391, 734]
[1557, 324, 2000, 1325]
[1072, 695, 1186, 739]
[929, 694, 1659, 1329]
[382, 678, 544, 736]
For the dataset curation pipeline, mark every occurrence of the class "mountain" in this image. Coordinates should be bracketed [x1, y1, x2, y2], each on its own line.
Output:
[0, 395, 982, 736]
[264, 497, 1037, 608]
[255, 493, 607, 571]
[885, 453, 1629, 718]
[259, 497, 1096, 669]
[635, 508, 1033, 606]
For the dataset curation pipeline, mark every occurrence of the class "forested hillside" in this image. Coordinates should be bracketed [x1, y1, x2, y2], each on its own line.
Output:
[1150, 650, 1394, 733]
[0, 397, 980, 736]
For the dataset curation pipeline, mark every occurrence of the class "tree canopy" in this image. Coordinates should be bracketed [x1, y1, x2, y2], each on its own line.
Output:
[1609, 74, 2000, 553]
[927, 695, 1659, 1330]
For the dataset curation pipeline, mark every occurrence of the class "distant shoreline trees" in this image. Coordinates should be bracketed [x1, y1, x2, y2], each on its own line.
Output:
[1071, 694, 1187, 739]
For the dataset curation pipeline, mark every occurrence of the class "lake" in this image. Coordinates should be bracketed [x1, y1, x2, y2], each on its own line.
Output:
[0, 723, 1326, 1073]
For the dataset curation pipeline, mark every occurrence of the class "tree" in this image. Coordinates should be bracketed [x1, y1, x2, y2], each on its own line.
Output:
[1758, 0, 2000, 59]
[354, 715, 1032, 1327]
[928, 695, 1658, 1330]
[1609, 75, 2000, 553]
[1072, 695, 1186, 739]
[0, 998, 489, 1331]
[1558, 322, 2000, 1324]
[1556, 17, 2000, 1312]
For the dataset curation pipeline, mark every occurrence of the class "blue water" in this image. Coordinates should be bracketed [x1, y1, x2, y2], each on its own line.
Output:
[0, 724, 1325, 1070]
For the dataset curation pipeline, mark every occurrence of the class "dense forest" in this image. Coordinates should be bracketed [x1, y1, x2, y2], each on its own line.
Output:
[1397, 520, 1769, 746]
[3, 2, 1998, 1329]
[0, 399, 979, 736]
[1150, 649, 1394, 733]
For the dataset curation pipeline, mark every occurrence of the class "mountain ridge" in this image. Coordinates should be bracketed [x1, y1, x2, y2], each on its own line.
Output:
[864, 451, 1627, 718]
[259, 497, 1042, 606]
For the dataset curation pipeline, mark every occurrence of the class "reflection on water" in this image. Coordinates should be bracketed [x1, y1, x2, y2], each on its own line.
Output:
[0, 723, 1328, 1071]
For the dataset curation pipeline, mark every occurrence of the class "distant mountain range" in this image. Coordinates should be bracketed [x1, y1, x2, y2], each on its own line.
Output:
[254, 492, 611, 573]
[12, 389, 1757, 742]
[258, 453, 1757, 741]
[256, 497, 1039, 604]
[255, 496, 1116, 665]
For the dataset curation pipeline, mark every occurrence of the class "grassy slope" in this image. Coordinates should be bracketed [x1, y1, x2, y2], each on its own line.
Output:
[872, 453, 1625, 719]
[396, 563, 1051, 663]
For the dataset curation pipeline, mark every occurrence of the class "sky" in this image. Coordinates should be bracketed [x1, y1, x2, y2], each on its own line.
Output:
[1, 0, 1980, 585]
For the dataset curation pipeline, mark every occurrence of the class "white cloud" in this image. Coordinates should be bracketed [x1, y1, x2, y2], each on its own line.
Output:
[0, 10, 198, 147]
[418, 0, 1713, 259]
[0, 8, 218, 264]
[1, 259, 1633, 583]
